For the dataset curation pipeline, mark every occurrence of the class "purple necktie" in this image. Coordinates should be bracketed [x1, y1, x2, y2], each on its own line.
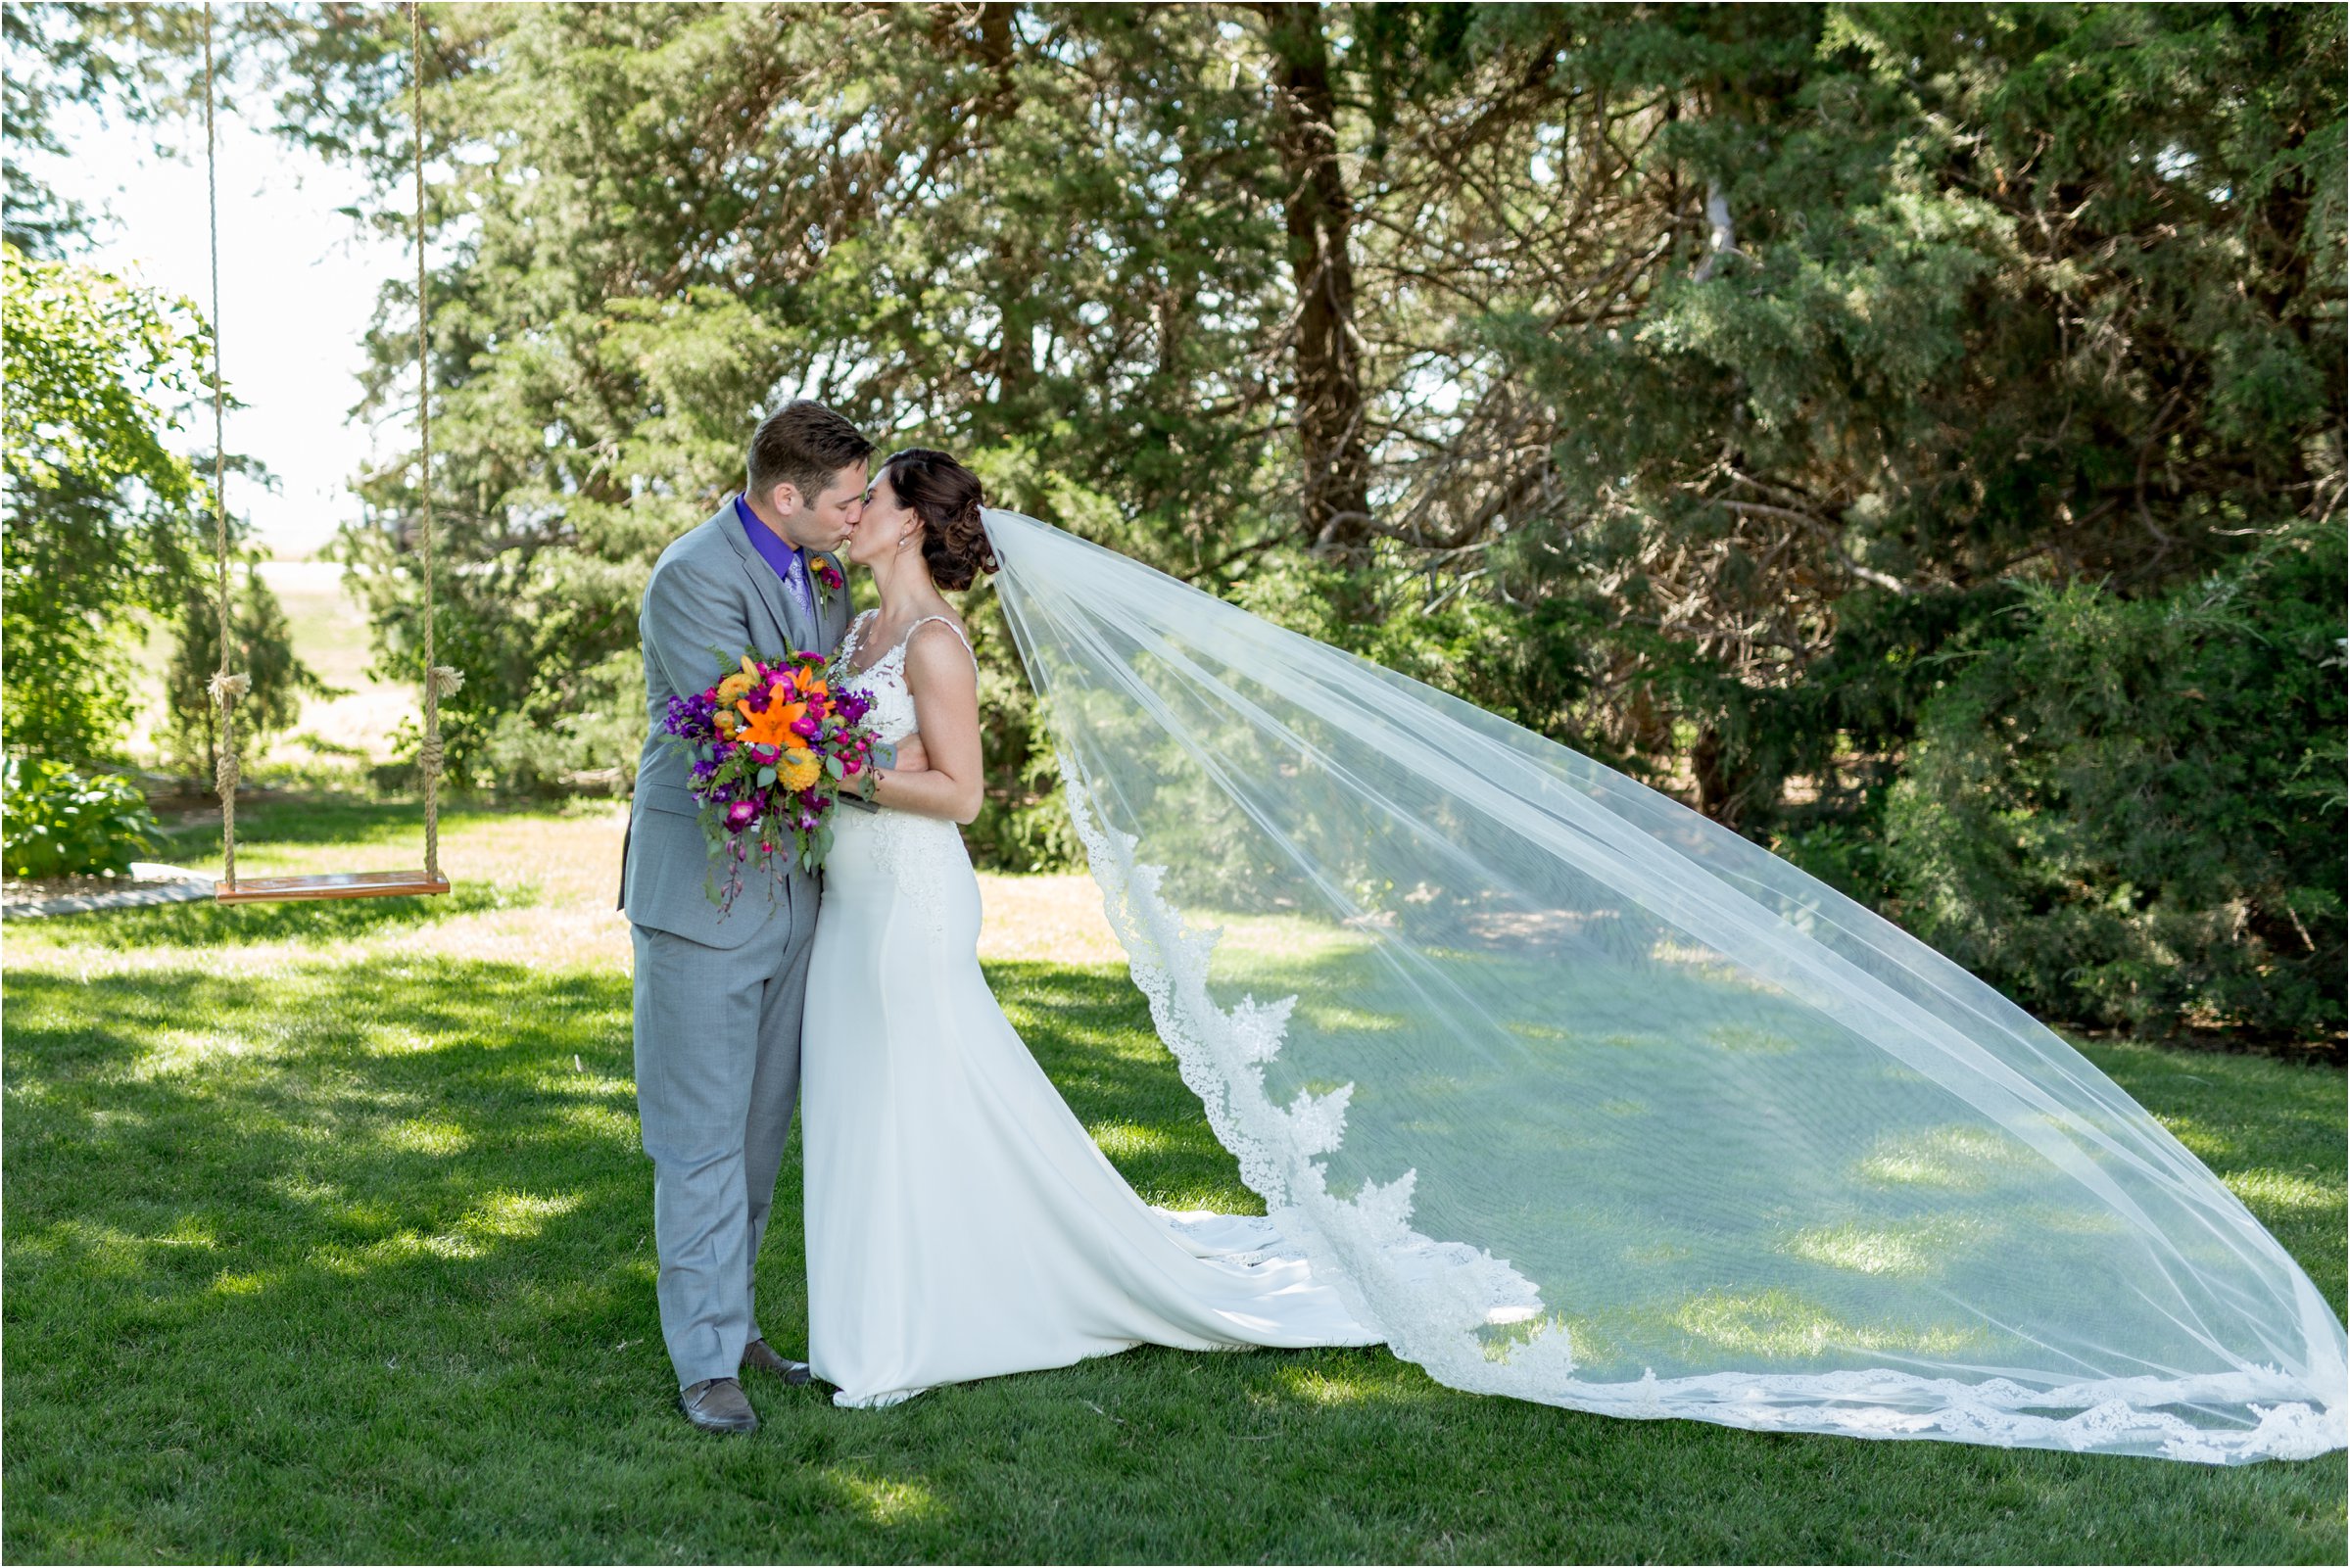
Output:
[783, 548, 814, 619]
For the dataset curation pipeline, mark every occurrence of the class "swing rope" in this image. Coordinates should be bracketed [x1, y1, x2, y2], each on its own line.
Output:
[409, 0, 458, 884]
[204, 0, 457, 898]
[200, 8, 248, 888]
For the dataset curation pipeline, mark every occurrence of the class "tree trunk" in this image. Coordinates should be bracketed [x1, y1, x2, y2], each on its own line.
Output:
[1258, 2, 1370, 565]
[1692, 722, 1733, 826]
[973, 3, 1033, 409]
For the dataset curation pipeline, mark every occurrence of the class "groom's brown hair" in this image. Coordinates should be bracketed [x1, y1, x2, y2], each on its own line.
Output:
[747, 400, 872, 509]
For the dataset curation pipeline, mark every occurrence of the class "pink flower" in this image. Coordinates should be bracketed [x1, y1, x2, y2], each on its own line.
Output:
[726, 798, 760, 832]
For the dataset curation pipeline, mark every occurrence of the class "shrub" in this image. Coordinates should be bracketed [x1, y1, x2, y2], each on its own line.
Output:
[1, 756, 160, 879]
[1884, 518, 2346, 1049]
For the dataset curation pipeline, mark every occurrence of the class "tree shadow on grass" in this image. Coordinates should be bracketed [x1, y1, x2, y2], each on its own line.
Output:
[5, 962, 667, 1472]
[987, 959, 1250, 1210]
[24, 879, 529, 949]
[3, 950, 2341, 1563]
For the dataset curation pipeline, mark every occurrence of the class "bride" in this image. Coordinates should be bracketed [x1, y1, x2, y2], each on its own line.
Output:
[800, 450, 1381, 1409]
[803, 450, 2346, 1462]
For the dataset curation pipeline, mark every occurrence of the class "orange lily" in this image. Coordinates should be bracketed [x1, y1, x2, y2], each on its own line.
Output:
[737, 696, 806, 750]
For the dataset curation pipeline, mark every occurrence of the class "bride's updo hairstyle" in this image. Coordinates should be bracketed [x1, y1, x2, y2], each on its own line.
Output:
[881, 448, 996, 591]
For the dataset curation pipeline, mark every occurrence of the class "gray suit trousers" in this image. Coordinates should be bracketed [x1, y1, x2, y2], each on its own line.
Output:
[632, 906, 817, 1388]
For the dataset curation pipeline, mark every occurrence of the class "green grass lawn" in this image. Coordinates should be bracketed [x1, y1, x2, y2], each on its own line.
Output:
[4, 800, 2344, 1563]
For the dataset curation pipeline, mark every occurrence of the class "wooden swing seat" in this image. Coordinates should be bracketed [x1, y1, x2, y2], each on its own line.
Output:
[216, 870, 451, 905]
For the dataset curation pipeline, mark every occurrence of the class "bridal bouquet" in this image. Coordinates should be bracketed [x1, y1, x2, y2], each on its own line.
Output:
[657, 650, 880, 911]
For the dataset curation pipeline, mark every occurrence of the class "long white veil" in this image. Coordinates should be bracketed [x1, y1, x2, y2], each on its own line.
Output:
[981, 506, 2345, 1464]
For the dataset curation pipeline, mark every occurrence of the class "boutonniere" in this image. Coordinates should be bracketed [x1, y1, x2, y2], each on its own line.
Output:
[812, 555, 845, 605]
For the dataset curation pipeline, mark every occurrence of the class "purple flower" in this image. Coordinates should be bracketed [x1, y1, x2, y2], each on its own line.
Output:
[661, 688, 724, 742]
[725, 798, 760, 832]
[791, 714, 819, 739]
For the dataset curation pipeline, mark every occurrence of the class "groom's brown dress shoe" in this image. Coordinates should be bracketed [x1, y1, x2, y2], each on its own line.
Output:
[742, 1337, 815, 1386]
[679, 1376, 758, 1433]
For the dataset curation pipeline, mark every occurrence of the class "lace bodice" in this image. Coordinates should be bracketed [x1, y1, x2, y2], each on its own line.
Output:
[833, 610, 975, 746]
[825, 611, 979, 935]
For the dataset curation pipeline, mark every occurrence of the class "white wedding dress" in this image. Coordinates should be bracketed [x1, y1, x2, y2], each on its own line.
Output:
[799, 610, 1383, 1408]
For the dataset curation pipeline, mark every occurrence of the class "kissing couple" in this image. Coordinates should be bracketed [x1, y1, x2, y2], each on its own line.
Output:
[619, 400, 1380, 1433]
[615, 402, 2346, 1462]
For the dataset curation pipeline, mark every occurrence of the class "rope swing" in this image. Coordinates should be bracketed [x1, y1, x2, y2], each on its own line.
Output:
[209, 0, 456, 904]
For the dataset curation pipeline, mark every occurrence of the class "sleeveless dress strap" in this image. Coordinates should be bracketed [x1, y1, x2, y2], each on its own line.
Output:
[895, 614, 977, 672]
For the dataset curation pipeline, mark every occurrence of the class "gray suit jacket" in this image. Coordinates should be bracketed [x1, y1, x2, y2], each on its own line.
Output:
[619, 500, 853, 950]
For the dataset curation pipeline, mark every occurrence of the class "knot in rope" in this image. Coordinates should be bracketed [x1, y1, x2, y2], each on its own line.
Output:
[427, 665, 463, 700]
[207, 670, 251, 710]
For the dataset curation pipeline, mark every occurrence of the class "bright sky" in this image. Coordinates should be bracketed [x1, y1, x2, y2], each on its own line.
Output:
[40, 93, 407, 559]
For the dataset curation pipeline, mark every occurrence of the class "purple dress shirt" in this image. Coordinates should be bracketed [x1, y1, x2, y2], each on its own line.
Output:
[734, 493, 815, 624]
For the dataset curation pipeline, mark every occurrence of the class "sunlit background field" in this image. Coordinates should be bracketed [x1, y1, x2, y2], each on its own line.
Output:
[125, 556, 416, 788]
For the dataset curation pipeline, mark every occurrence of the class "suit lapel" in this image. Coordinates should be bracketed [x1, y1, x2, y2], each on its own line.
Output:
[718, 507, 799, 652]
[812, 550, 849, 654]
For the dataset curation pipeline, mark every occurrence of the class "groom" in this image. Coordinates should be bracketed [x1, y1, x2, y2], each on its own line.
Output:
[620, 399, 868, 1433]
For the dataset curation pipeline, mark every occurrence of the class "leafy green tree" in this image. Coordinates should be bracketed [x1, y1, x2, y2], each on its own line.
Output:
[268, 3, 1308, 816]
[64, 2, 2338, 1038]
[1479, 3, 2346, 830]
[5, 3, 324, 784]
[0, 236, 319, 782]
[1, 240, 210, 763]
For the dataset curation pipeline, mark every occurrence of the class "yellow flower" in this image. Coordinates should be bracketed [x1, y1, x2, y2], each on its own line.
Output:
[780, 749, 822, 792]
